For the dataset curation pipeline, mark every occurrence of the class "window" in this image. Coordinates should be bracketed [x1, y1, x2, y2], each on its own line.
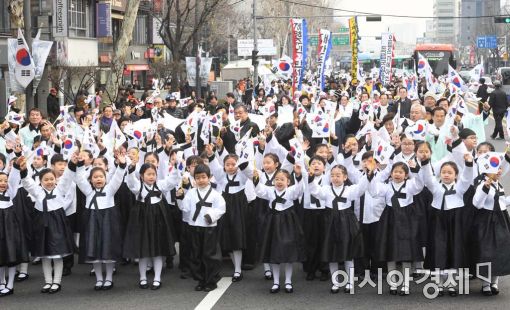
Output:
[133, 15, 148, 45]
[69, 0, 89, 37]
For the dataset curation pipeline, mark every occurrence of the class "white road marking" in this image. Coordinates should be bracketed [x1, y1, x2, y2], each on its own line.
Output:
[194, 277, 232, 310]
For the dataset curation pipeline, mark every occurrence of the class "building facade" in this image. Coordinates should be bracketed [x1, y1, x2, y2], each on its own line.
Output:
[432, 0, 460, 44]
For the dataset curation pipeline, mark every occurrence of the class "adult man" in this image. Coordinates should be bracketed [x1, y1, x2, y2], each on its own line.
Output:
[426, 107, 448, 162]
[225, 92, 237, 108]
[19, 108, 43, 149]
[205, 95, 219, 115]
[235, 104, 260, 138]
[488, 80, 508, 140]
[47, 88, 60, 122]
[389, 86, 412, 119]
[165, 94, 185, 119]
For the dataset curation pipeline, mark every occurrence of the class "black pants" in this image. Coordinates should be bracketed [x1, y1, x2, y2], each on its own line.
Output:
[302, 209, 328, 274]
[188, 226, 222, 287]
[242, 201, 258, 266]
[492, 112, 505, 138]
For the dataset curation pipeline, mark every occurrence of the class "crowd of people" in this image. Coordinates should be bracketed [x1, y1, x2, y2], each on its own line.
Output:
[0, 71, 509, 300]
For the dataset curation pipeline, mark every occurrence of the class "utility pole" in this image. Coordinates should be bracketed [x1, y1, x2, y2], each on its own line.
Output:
[286, 0, 291, 57]
[23, 0, 34, 111]
[252, 0, 258, 86]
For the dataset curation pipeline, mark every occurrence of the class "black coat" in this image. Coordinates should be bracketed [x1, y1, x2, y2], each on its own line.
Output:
[489, 88, 509, 114]
[389, 98, 412, 119]
[47, 94, 60, 120]
[476, 84, 489, 102]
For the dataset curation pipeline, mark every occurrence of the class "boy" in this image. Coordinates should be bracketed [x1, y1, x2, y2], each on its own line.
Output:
[180, 164, 225, 292]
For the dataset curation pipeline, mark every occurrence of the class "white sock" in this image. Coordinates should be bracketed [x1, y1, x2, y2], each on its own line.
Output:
[42, 258, 53, 284]
[139, 258, 148, 281]
[345, 260, 354, 287]
[0, 267, 5, 285]
[271, 264, 280, 285]
[18, 263, 28, 274]
[233, 251, 242, 274]
[284, 263, 293, 284]
[402, 262, 411, 288]
[264, 263, 271, 272]
[387, 261, 397, 288]
[93, 263, 103, 282]
[53, 258, 64, 284]
[493, 276, 499, 286]
[6, 267, 16, 289]
[153, 256, 163, 282]
[105, 263, 115, 282]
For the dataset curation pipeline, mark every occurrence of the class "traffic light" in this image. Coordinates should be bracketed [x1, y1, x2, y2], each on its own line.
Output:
[251, 50, 259, 66]
[495, 16, 510, 23]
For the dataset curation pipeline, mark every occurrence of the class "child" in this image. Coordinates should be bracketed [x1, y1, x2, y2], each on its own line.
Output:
[419, 152, 473, 296]
[0, 167, 27, 297]
[124, 161, 181, 290]
[308, 164, 369, 293]
[367, 161, 424, 295]
[251, 165, 304, 294]
[180, 164, 226, 292]
[472, 165, 510, 296]
[207, 146, 253, 282]
[17, 155, 75, 294]
[71, 151, 127, 290]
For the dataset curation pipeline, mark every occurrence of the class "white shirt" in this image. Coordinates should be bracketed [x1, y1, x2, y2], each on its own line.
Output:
[308, 175, 368, 211]
[180, 185, 226, 227]
[254, 177, 304, 211]
[21, 167, 74, 212]
[75, 165, 126, 210]
[473, 181, 508, 211]
[368, 176, 424, 208]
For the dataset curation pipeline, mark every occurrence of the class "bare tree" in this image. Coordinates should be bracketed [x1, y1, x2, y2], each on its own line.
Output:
[48, 62, 97, 105]
[105, 0, 142, 104]
[158, 0, 227, 89]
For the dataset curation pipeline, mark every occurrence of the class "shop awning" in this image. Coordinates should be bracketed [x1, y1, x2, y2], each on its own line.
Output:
[125, 64, 149, 71]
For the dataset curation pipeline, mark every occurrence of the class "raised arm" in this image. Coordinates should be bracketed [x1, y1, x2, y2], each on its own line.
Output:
[126, 167, 142, 196]
[156, 166, 182, 193]
[473, 180, 491, 209]
[419, 159, 441, 195]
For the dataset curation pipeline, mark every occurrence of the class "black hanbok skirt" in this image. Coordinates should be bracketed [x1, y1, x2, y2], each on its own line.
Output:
[372, 205, 423, 263]
[322, 207, 364, 263]
[14, 188, 35, 245]
[218, 191, 247, 252]
[0, 207, 29, 266]
[79, 207, 123, 263]
[414, 187, 432, 247]
[424, 207, 470, 270]
[31, 208, 74, 258]
[260, 207, 305, 264]
[470, 208, 510, 277]
[123, 200, 176, 258]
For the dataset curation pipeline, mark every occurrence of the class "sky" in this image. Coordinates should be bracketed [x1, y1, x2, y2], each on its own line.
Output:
[333, 0, 434, 46]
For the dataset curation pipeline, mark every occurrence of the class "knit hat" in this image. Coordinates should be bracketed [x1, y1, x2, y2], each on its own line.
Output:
[459, 128, 476, 139]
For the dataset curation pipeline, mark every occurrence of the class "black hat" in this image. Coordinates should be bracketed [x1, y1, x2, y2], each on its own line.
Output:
[459, 128, 476, 140]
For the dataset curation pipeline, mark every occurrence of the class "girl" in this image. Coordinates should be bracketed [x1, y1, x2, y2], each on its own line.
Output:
[472, 164, 510, 296]
[124, 161, 181, 290]
[0, 167, 27, 297]
[254, 153, 280, 280]
[17, 155, 75, 294]
[367, 161, 424, 296]
[71, 151, 127, 290]
[308, 164, 369, 293]
[207, 147, 253, 283]
[251, 165, 304, 294]
[419, 152, 473, 296]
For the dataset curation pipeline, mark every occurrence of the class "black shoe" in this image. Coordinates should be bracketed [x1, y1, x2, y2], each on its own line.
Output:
[344, 284, 353, 294]
[89, 269, 95, 276]
[15, 272, 29, 282]
[204, 283, 217, 292]
[241, 264, 255, 270]
[285, 283, 293, 293]
[102, 280, 113, 291]
[305, 272, 315, 281]
[491, 284, 499, 295]
[94, 281, 104, 291]
[120, 258, 130, 266]
[399, 287, 410, 296]
[389, 287, 398, 295]
[139, 280, 149, 289]
[0, 288, 13, 297]
[232, 272, 243, 282]
[264, 271, 273, 280]
[331, 285, 340, 294]
[41, 283, 52, 293]
[49, 283, 61, 294]
[270, 284, 280, 294]
[448, 287, 458, 297]
[482, 287, 493, 296]
[438, 287, 444, 297]
[151, 281, 161, 290]
[491, 134, 497, 140]
[62, 268, 71, 277]
[320, 271, 329, 281]
[195, 284, 205, 291]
